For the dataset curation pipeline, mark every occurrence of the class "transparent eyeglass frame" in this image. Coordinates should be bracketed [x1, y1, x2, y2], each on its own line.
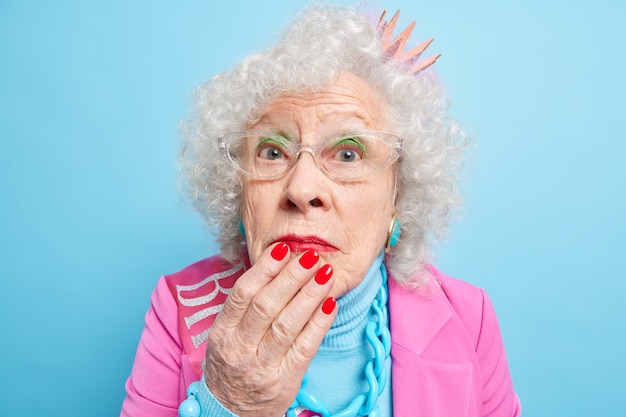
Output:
[218, 130, 403, 182]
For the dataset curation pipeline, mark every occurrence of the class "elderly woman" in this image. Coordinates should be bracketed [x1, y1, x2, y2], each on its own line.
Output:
[121, 4, 520, 417]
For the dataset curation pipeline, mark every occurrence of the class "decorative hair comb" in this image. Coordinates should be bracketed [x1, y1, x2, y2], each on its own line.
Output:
[376, 10, 441, 75]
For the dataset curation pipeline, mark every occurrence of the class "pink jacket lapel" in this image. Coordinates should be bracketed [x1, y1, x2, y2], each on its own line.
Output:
[388, 273, 477, 417]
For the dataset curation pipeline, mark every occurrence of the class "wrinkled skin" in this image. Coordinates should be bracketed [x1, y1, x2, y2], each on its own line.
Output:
[205, 72, 397, 417]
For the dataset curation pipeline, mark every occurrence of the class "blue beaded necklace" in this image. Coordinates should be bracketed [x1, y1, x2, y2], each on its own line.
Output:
[287, 263, 391, 417]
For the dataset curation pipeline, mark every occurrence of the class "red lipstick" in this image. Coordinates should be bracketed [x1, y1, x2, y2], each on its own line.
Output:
[276, 234, 338, 253]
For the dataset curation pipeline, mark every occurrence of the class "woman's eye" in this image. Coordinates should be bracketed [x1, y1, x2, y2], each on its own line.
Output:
[336, 149, 358, 162]
[331, 138, 365, 162]
[259, 146, 284, 160]
[256, 137, 289, 160]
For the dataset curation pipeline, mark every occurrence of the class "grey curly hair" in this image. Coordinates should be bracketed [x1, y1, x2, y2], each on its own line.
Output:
[180, 3, 465, 285]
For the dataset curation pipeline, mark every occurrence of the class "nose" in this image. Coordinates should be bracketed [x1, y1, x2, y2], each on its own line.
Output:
[281, 150, 330, 211]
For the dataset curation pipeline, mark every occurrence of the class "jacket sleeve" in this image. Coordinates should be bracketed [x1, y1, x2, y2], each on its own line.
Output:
[120, 277, 243, 417]
[120, 277, 184, 417]
[476, 290, 521, 417]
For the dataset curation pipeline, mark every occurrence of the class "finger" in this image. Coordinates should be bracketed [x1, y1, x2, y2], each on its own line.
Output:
[236, 250, 321, 343]
[214, 242, 291, 330]
[256, 263, 335, 362]
[283, 296, 338, 377]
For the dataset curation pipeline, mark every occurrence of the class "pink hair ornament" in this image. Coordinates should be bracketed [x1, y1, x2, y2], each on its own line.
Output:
[376, 10, 441, 75]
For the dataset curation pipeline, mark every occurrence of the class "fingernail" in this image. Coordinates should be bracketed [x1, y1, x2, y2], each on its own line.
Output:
[322, 297, 336, 315]
[299, 250, 319, 269]
[271, 242, 289, 261]
[315, 264, 333, 285]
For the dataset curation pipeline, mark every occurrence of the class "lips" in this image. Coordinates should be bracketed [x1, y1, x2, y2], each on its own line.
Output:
[275, 234, 339, 253]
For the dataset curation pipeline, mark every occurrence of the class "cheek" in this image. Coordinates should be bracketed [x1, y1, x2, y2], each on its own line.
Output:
[344, 179, 395, 248]
[241, 182, 279, 260]
[370, 179, 396, 241]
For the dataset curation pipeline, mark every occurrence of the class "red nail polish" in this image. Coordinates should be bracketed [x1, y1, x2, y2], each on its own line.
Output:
[322, 297, 336, 315]
[315, 264, 333, 285]
[299, 250, 319, 269]
[271, 242, 289, 261]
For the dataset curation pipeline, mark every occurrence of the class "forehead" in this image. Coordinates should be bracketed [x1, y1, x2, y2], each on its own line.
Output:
[250, 72, 389, 133]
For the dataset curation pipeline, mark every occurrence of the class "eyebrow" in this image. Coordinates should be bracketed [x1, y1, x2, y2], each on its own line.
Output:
[257, 131, 293, 144]
[263, 130, 293, 142]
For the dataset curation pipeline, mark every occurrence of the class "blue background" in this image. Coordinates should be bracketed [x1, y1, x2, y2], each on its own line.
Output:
[1, 0, 624, 415]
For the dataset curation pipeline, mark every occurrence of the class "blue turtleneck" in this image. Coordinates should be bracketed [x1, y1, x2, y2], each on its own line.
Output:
[303, 251, 392, 416]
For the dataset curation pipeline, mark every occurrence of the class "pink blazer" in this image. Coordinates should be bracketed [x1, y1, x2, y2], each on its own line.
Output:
[120, 256, 520, 417]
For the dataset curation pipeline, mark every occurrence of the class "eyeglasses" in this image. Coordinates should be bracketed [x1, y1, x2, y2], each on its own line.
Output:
[218, 130, 403, 182]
